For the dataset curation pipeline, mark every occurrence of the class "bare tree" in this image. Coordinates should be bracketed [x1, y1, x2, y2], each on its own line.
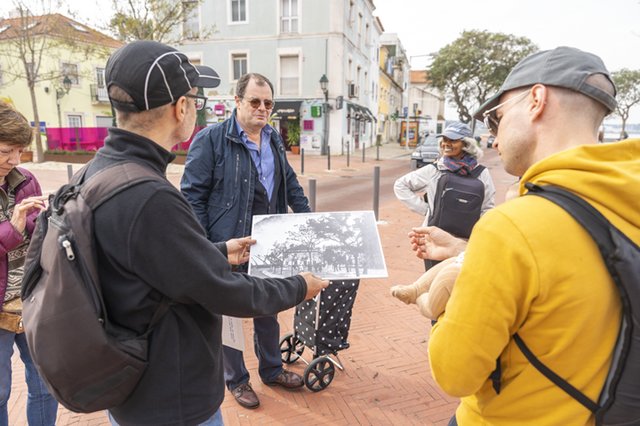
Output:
[109, 0, 213, 43]
[0, 0, 112, 161]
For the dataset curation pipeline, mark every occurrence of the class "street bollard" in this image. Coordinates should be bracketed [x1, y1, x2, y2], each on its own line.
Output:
[373, 166, 380, 221]
[327, 146, 331, 170]
[67, 165, 73, 182]
[362, 143, 365, 163]
[346, 142, 350, 168]
[309, 178, 317, 212]
[301, 148, 305, 175]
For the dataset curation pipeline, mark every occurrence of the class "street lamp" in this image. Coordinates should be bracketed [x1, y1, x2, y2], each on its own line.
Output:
[319, 74, 330, 155]
[319, 74, 329, 102]
[56, 75, 72, 128]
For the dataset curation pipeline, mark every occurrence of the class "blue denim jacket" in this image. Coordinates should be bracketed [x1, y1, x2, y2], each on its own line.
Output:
[181, 111, 310, 243]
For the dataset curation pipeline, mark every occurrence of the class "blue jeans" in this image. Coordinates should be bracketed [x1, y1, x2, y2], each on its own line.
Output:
[0, 329, 58, 426]
[108, 408, 223, 425]
[223, 314, 282, 390]
[448, 415, 458, 426]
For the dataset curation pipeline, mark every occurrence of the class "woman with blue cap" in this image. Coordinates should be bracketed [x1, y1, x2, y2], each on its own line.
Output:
[394, 121, 496, 270]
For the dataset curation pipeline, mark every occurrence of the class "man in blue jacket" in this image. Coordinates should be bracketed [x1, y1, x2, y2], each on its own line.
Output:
[181, 72, 310, 409]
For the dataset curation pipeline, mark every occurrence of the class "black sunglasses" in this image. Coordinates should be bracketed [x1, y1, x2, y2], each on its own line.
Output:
[243, 97, 274, 110]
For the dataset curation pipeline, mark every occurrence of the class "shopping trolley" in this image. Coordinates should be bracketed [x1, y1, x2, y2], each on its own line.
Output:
[279, 279, 360, 392]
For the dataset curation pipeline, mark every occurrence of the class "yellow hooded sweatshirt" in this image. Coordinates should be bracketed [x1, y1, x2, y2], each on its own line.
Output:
[429, 139, 640, 425]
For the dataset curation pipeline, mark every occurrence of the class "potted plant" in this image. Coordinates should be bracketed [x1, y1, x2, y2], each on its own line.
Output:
[286, 121, 301, 154]
[20, 150, 33, 162]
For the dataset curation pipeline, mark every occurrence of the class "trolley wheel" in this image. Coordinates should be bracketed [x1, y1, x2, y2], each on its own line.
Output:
[304, 357, 335, 392]
[279, 333, 304, 364]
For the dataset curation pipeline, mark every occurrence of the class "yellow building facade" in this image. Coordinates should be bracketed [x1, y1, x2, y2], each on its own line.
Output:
[0, 13, 121, 154]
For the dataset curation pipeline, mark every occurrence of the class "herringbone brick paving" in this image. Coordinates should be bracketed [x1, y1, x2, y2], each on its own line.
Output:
[9, 144, 512, 425]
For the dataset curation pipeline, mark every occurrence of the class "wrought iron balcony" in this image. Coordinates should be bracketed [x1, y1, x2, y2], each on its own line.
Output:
[90, 84, 109, 104]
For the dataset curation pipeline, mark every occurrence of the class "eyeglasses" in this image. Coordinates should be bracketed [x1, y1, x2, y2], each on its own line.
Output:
[483, 90, 530, 136]
[184, 94, 208, 111]
[243, 97, 274, 110]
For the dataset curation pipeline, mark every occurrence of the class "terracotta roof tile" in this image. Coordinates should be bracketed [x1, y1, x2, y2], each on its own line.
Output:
[0, 13, 122, 49]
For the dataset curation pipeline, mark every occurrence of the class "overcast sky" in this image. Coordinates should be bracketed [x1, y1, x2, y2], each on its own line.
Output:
[3, 0, 639, 122]
[374, 0, 640, 123]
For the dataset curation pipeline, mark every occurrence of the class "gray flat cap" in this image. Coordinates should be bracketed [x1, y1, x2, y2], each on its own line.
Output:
[473, 46, 617, 121]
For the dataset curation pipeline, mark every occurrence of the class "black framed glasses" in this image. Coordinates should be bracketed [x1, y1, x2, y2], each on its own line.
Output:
[184, 94, 208, 111]
[482, 90, 530, 136]
[243, 97, 274, 110]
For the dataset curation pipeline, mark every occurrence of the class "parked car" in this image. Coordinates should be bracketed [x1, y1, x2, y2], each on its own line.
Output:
[411, 134, 440, 168]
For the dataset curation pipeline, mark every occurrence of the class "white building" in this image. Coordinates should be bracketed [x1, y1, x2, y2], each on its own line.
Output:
[409, 70, 445, 135]
[178, 0, 381, 156]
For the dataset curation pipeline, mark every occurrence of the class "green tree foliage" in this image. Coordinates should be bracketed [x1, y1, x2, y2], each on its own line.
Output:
[109, 0, 209, 43]
[611, 69, 640, 138]
[428, 30, 538, 124]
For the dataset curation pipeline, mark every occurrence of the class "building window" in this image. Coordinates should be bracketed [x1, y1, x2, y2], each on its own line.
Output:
[183, 1, 200, 39]
[280, 0, 298, 33]
[230, 0, 247, 23]
[62, 63, 79, 85]
[279, 55, 299, 96]
[365, 22, 370, 46]
[96, 68, 105, 87]
[232, 53, 247, 81]
[68, 114, 83, 128]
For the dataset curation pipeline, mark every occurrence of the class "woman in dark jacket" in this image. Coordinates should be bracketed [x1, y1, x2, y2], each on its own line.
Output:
[0, 101, 57, 425]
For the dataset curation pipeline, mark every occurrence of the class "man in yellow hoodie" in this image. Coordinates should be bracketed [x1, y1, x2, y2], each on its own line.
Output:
[418, 46, 640, 425]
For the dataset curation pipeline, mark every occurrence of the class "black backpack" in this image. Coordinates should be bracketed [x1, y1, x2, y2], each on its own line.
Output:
[515, 183, 640, 425]
[21, 162, 169, 413]
[427, 163, 486, 239]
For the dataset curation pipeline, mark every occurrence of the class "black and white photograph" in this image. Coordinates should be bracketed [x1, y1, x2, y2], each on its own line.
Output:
[248, 211, 387, 279]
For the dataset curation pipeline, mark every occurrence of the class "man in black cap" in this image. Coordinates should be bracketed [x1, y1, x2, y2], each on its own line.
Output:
[91, 40, 328, 425]
[411, 46, 640, 424]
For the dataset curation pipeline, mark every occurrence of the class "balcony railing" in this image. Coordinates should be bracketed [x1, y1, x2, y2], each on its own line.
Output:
[90, 84, 109, 104]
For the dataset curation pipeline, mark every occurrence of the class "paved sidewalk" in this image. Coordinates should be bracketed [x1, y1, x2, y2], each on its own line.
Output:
[8, 142, 514, 425]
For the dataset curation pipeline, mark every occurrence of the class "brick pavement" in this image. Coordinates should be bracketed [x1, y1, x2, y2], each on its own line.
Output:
[8, 142, 514, 425]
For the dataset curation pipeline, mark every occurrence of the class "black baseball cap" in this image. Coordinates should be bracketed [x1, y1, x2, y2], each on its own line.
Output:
[106, 40, 221, 112]
[474, 46, 617, 121]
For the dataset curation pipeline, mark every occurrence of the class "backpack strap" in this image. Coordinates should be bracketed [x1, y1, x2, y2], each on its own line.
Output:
[78, 162, 172, 334]
[79, 162, 164, 210]
[509, 182, 621, 414]
[513, 333, 599, 413]
[469, 164, 485, 179]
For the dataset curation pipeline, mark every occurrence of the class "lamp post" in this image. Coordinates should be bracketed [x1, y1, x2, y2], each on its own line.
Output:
[55, 75, 72, 128]
[319, 74, 330, 155]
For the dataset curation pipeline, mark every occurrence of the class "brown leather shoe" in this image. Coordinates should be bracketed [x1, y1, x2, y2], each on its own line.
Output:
[264, 369, 304, 389]
[231, 383, 260, 409]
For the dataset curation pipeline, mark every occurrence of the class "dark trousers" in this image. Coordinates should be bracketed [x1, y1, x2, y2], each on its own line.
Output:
[448, 415, 458, 426]
[223, 314, 283, 390]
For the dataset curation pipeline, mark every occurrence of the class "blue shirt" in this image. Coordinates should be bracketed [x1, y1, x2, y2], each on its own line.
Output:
[235, 121, 275, 201]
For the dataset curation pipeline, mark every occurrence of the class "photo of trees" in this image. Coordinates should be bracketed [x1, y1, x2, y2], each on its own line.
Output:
[248, 211, 387, 279]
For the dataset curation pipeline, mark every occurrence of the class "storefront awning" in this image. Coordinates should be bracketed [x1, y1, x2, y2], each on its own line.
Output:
[272, 100, 302, 120]
[361, 107, 376, 122]
[347, 103, 375, 122]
